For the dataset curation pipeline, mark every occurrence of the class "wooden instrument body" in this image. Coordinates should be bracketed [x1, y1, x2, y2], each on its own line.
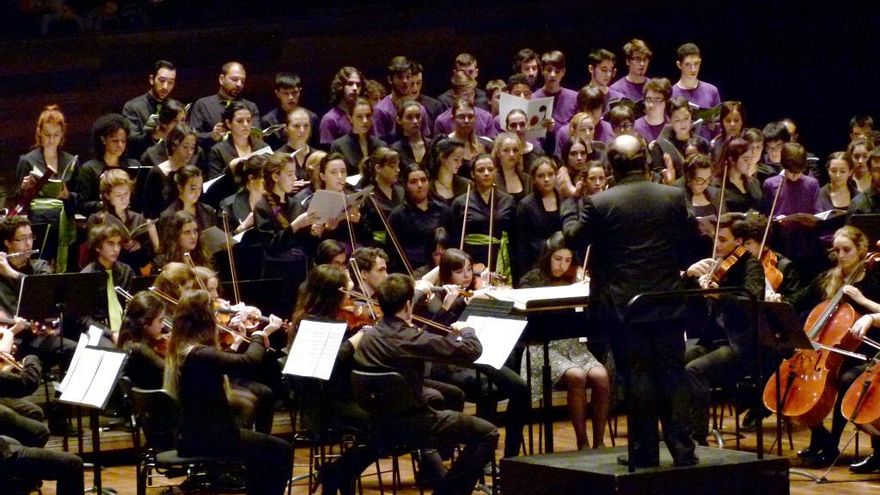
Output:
[763, 300, 860, 425]
[841, 363, 880, 436]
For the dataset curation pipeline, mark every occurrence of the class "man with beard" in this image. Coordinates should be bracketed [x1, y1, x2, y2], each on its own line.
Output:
[122, 60, 178, 142]
[188, 61, 261, 150]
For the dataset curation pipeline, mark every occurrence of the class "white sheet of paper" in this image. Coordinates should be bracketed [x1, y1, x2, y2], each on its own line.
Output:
[233, 229, 249, 243]
[87, 325, 103, 346]
[488, 283, 589, 310]
[346, 174, 362, 187]
[307, 189, 346, 223]
[466, 315, 527, 370]
[202, 174, 225, 194]
[60, 347, 102, 404]
[57, 333, 89, 393]
[498, 93, 554, 140]
[283, 320, 347, 380]
[82, 351, 126, 408]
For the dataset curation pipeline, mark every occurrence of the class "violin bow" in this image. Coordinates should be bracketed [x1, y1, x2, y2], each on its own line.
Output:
[367, 192, 414, 277]
[342, 287, 452, 334]
[581, 245, 591, 280]
[221, 211, 242, 305]
[758, 173, 785, 259]
[341, 190, 358, 251]
[711, 161, 729, 261]
[487, 184, 495, 274]
[459, 181, 472, 250]
[183, 252, 210, 293]
[348, 258, 378, 320]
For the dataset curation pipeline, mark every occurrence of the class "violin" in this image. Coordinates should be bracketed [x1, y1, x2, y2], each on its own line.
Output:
[149, 334, 169, 358]
[702, 245, 748, 287]
[336, 298, 382, 332]
[760, 249, 784, 292]
[763, 249, 880, 424]
[0, 351, 24, 373]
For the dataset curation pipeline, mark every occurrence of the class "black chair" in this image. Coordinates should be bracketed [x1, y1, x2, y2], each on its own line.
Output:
[127, 387, 244, 495]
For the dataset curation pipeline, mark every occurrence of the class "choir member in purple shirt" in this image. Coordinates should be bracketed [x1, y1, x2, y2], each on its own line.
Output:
[633, 78, 671, 143]
[587, 49, 626, 109]
[609, 39, 652, 102]
[373, 56, 431, 144]
[319, 66, 365, 146]
[433, 72, 496, 138]
[512, 48, 541, 90]
[486, 79, 507, 119]
[671, 43, 721, 110]
[763, 143, 819, 216]
[532, 50, 578, 133]
[437, 53, 490, 111]
[410, 63, 444, 129]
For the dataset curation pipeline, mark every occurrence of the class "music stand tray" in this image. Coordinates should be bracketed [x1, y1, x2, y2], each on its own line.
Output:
[17, 272, 108, 320]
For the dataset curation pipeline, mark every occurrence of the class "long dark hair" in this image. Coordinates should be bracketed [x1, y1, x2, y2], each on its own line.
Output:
[291, 264, 349, 341]
[164, 289, 216, 398]
[536, 231, 578, 284]
[117, 291, 165, 348]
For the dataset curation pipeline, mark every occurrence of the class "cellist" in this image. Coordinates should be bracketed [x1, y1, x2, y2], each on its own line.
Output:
[774, 226, 880, 469]
[683, 212, 764, 446]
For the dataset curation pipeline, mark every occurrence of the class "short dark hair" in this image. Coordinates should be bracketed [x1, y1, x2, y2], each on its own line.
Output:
[152, 60, 175, 76]
[0, 216, 30, 243]
[588, 48, 616, 66]
[91, 113, 130, 156]
[174, 165, 202, 189]
[513, 48, 539, 73]
[376, 273, 414, 316]
[731, 211, 767, 242]
[222, 101, 252, 123]
[507, 73, 531, 88]
[781, 142, 807, 173]
[353, 247, 389, 273]
[88, 222, 126, 254]
[158, 99, 185, 126]
[275, 72, 302, 90]
[387, 55, 413, 75]
[677, 43, 701, 62]
[850, 115, 874, 131]
[762, 121, 791, 143]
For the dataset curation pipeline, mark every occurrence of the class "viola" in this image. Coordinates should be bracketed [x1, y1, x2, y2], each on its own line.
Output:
[763, 250, 880, 425]
[760, 249, 784, 292]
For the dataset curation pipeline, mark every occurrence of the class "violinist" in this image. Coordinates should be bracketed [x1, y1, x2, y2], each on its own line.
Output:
[684, 213, 764, 445]
[0, 324, 84, 495]
[735, 211, 803, 299]
[163, 289, 291, 495]
[778, 226, 880, 469]
[117, 290, 167, 389]
[418, 248, 530, 461]
[79, 223, 134, 346]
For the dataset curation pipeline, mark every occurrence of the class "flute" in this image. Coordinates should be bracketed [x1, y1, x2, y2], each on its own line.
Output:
[3, 249, 38, 259]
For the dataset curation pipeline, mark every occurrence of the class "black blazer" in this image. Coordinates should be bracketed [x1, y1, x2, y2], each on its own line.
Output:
[565, 173, 698, 324]
[330, 133, 387, 175]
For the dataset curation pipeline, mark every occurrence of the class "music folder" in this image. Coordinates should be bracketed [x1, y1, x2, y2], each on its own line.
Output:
[283, 318, 347, 380]
[465, 315, 527, 370]
[58, 335, 128, 410]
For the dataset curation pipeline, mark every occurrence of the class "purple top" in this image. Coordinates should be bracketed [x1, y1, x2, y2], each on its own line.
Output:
[762, 174, 820, 216]
[373, 95, 431, 143]
[532, 87, 578, 132]
[319, 106, 351, 145]
[609, 77, 647, 102]
[553, 119, 614, 158]
[671, 81, 721, 109]
[604, 87, 627, 109]
[433, 106, 497, 138]
[634, 116, 666, 143]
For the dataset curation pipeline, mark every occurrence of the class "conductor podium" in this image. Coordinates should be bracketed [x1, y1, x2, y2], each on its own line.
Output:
[501, 445, 789, 495]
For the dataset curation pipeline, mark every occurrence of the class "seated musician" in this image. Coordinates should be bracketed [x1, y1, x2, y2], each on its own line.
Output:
[80, 223, 133, 346]
[0, 325, 84, 494]
[152, 211, 212, 270]
[336, 274, 498, 495]
[776, 225, 880, 469]
[117, 290, 167, 389]
[684, 213, 764, 445]
[164, 289, 290, 495]
[519, 232, 610, 450]
[418, 248, 530, 460]
[0, 216, 76, 371]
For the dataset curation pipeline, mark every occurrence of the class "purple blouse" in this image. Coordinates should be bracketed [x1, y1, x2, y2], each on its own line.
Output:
[762, 174, 820, 216]
[671, 81, 721, 109]
[532, 87, 578, 132]
[433, 106, 497, 138]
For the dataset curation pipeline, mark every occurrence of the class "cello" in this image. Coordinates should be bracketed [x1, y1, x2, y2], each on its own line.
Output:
[840, 342, 880, 436]
[763, 250, 880, 425]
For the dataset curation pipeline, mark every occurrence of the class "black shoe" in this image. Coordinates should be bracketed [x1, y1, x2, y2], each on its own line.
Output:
[691, 434, 709, 447]
[802, 448, 839, 468]
[797, 445, 822, 458]
[616, 455, 659, 468]
[741, 407, 770, 432]
[674, 454, 699, 467]
[850, 453, 880, 474]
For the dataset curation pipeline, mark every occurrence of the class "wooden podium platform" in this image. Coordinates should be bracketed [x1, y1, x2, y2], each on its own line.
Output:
[501, 445, 789, 495]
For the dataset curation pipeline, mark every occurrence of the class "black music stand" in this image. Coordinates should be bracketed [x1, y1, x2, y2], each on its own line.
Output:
[59, 345, 127, 494]
[130, 275, 156, 295]
[17, 271, 107, 323]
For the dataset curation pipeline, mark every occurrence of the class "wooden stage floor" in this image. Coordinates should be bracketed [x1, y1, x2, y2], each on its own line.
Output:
[34, 405, 880, 494]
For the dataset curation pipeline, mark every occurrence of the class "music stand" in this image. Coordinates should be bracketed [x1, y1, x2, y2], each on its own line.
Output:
[17, 272, 107, 322]
[59, 344, 127, 494]
[130, 275, 156, 295]
[849, 214, 880, 244]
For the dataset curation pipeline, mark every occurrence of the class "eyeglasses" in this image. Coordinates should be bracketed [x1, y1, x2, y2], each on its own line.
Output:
[644, 97, 665, 105]
[690, 177, 710, 185]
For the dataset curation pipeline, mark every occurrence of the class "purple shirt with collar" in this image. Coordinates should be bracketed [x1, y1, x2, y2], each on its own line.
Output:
[532, 87, 578, 133]
[671, 81, 721, 109]
[433, 106, 497, 138]
[319, 106, 351, 145]
[373, 95, 431, 143]
[762, 173, 820, 216]
[634, 116, 666, 143]
[609, 77, 647, 102]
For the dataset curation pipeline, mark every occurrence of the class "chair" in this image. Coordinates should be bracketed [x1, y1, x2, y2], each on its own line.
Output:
[127, 387, 243, 495]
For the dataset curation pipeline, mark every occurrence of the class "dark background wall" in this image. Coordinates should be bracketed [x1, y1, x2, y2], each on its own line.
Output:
[0, 0, 877, 203]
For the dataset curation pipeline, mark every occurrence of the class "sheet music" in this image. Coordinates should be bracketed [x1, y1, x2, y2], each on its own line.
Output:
[466, 315, 526, 370]
[57, 333, 89, 393]
[60, 347, 102, 403]
[283, 319, 347, 380]
[87, 325, 103, 346]
[82, 351, 127, 408]
[488, 283, 589, 310]
[202, 174, 225, 194]
[498, 93, 554, 140]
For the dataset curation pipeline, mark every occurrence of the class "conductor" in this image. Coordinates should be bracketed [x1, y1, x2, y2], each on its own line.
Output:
[564, 134, 698, 467]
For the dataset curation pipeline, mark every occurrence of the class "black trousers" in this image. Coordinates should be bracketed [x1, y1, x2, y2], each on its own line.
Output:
[0, 435, 83, 495]
[608, 319, 696, 465]
[0, 399, 49, 448]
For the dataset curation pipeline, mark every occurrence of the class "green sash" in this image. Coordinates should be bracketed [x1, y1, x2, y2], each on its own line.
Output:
[30, 198, 75, 272]
[463, 231, 510, 281]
